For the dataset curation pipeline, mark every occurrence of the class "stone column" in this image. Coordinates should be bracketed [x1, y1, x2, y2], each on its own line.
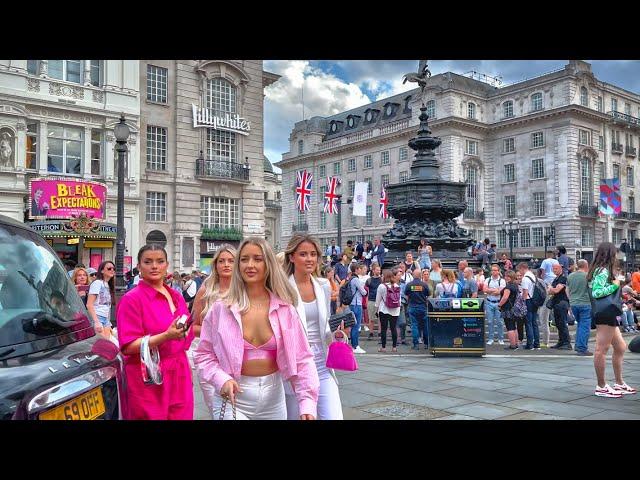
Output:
[38, 121, 48, 175]
[83, 60, 92, 86]
[83, 126, 92, 178]
[15, 123, 26, 171]
[11, 60, 27, 73]
[105, 133, 115, 181]
[39, 60, 48, 78]
[179, 235, 184, 269]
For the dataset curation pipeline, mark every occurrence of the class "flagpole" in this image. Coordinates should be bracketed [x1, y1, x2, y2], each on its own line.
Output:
[336, 194, 342, 252]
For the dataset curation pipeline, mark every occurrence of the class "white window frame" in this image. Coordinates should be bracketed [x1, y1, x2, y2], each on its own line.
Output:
[533, 227, 544, 247]
[505, 195, 516, 218]
[298, 140, 304, 155]
[206, 77, 236, 114]
[531, 92, 543, 112]
[467, 102, 476, 119]
[348, 180, 355, 197]
[381, 174, 390, 187]
[47, 124, 84, 176]
[465, 140, 478, 156]
[531, 132, 544, 149]
[147, 64, 168, 104]
[90, 129, 103, 177]
[363, 154, 372, 169]
[26, 121, 38, 171]
[365, 177, 372, 194]
[520, 228, 531, 248]
[504, 163, 515, 183]
[200, 196, 240, 230]
[533, 192, 545, 217]
[348, 158, 356, 172]
[399, 147, 408, 162]
[146, 192, 167, 222]
[531, 158, 545, 179]
[503, 100, 514, 119]
[426, 100, 436, 119]
[498, 230, 507, 249]
[581, 158, 594, 206]
[48, 60, 82, 84]
[611, 98, 618, 112]
[333, 162, 341, 175]
[465, 166, 478, 215]
[503, 138, 515, 153]
[319, 165, 326, 178]
[627, 166, 634, 187]
[580, 227, 593, 247]
[381, 151, 390, 166]
[580, 87, 589, 107]
[400, 171, 409, 183]
[366, 205, 373, 225]
[146, 125, 167, 171]
[206, 128, 236, 163]
[579, 129, 590, 146]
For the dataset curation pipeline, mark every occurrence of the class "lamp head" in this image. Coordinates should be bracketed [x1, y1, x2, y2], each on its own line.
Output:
[114, 115, 130, 142]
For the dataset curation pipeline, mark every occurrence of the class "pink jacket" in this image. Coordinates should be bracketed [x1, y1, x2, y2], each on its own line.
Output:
[194, 293, 319, 417]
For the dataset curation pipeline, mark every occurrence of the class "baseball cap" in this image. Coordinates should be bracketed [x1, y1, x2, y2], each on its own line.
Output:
[86, 267, 97, 275]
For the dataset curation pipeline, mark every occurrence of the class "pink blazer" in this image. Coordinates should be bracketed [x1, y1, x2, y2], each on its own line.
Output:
[194, 293, 320, 417]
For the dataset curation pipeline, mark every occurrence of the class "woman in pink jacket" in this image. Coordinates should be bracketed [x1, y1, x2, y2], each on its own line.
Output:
[117, 244, 194, 420]
[195, 237, 319, 420]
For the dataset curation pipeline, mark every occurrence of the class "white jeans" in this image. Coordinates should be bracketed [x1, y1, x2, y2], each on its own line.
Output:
[211, 371, 286, 420]
[285, 343, 344, 420]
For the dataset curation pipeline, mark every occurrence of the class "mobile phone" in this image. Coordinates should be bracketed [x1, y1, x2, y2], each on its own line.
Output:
[176, 314, 189, 329]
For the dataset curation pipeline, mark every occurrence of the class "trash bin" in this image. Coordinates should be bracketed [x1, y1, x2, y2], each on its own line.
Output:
[427, 298, 486, 357]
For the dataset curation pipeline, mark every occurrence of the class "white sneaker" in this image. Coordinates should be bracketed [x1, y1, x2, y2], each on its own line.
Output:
[354, 346, 367, 354]
[613, 382, 637, 395]
[498, 340, 505, 345]
[594, 384, 623, 398]
[486, 339, 494, 346]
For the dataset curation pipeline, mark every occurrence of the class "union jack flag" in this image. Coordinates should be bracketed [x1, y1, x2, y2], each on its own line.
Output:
[379, 186, 389, 219]
[323, 176, 341, 214]
[295, 169, 313, 212]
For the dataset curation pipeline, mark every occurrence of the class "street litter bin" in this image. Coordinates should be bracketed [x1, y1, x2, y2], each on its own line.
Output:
[427, 298, 485, 357]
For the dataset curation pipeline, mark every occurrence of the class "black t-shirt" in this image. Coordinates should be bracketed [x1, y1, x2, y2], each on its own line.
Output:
[405, 279, 431, 306]
[551, 274, 569, 303]
[504, 283, 519, 310]
[366, 276, 382, 301]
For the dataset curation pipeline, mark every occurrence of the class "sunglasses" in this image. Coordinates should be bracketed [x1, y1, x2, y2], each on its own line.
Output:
[104, 267, 115, 271]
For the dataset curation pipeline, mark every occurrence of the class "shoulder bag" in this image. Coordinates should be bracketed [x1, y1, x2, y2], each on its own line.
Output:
[326, 329, 358, 371]
[218, 396, 237, 420]
[590, 285, 622, 327]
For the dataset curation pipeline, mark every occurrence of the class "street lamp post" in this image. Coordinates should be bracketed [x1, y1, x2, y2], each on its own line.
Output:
[113, 115, 130, 294]
[502, 219, 520, 262]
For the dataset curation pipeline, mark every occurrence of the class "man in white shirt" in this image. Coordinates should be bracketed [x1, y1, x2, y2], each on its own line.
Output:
[483, 264, 506, 345]
[518, 262, 540, 350]
[540, 251, 559, 284]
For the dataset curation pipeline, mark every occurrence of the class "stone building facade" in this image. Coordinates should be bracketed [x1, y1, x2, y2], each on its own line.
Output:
[277, 60, 640, 261]
[0, 60, 141, 267]
[263, 156, 282, 251]
[139, 61, 279, 271]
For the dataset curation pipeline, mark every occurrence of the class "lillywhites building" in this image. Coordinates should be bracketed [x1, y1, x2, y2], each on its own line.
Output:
[139, 61, 280, 272]
[0, 60, 141, 268]
[277, 60, 640, 261]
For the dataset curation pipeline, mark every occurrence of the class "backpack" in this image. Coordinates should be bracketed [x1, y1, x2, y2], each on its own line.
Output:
[526, 272, 547, 308]
[384, 283, 401, 308]
[182, 280, 197, 303]
[339, 278, 356, 306]
[441, 282, 458, 299]
[504, 286, 527, 319]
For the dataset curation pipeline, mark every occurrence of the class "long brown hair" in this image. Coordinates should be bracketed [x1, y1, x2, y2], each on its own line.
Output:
[587, 241, 618, 283]
[96, 261, 116, 306]
[284, 234, 322, 277]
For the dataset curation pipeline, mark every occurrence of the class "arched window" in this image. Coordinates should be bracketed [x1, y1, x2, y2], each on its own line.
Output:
[467, 102, 476, 119]
[531, 92, 543, 111]
[580, 158, 593, 206]
[426, 100, 436, 119]
[580, 87, 589, 107]
[465, 165, 478, 216]
[146, 230, 167, 248]
[205, 78, 237, 163]
[503, 100, 513, 119]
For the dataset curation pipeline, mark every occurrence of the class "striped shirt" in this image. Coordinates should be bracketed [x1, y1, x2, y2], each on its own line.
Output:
[194, 294, 319, 418]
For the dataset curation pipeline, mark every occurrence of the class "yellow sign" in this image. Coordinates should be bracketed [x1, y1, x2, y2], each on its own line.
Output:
[84, 240, 113, 248]
[67, 238, 80, 245]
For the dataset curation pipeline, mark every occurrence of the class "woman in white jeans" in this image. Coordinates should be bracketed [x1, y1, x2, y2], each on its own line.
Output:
[190, 245, 236, 414]
[284, 233, 347, 420]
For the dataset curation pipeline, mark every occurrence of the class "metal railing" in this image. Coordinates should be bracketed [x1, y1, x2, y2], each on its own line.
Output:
[578, 205, 598, 217]
[265, 199, 282, 210]
[292, 223, 308, 232]
[463, 210, 485, 221]
[626, 146, 637, 157]
[608, 111, 640, 128]
[612, 142, 623, 153]
[196, 158, 250, 182]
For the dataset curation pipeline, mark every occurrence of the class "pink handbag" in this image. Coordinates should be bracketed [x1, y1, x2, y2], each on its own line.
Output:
[325, 330, 358, 371]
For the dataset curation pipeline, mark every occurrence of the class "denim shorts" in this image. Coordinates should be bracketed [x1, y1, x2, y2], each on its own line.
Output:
[96, 315, 113, 328]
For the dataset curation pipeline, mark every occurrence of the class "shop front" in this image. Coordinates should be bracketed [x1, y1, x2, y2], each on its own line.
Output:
[199, 239, 240, 274]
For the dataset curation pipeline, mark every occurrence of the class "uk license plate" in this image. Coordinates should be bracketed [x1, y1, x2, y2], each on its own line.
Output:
[39, 387, 106, 420]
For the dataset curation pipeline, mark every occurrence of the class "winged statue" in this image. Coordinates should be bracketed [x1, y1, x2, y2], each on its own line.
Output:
[402, 60, 431, 94]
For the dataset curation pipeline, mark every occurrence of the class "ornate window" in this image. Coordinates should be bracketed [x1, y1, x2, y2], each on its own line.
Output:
[348, 158, 356, 172]
[465, 165, 478, 216]
[531, 132, 544, 148]
[48, 60, 82, 84]
[47, 125, 83, 175]
[426, 100, 436, 119]
[503, 138, 515, 153]
[200, 196, 240, 229]
[90, 129, 103, 176]
[504, 164, 515, 183]
[364, 154, 372, 169]
[467, 102, 476, 119]
[206, 129, 236, 163]
[531, 92, 543, 111]
[580, 87, 589, 107]
[503, 101, 514, 119]
[26, 122, 38, 170]
[580, 158, 594, 206]
[206, 78, 236, 114]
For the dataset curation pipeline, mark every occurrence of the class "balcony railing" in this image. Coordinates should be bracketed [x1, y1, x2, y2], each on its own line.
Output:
[615, 211, 640, 221]
[463, 210, 485, 221]
[292, 223, 308, 232]
[196, 157, 250, 182]
[578, 205, 598, 217]
[608, 111, 640, 128]
[612, 142, 623, 153]
[626, 146, 637, 157]
[265, 199, 282, 210]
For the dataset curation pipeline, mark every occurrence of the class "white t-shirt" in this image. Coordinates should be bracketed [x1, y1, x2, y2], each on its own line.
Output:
[133, 274, 140, 286]
[521, 271, 536, 298]
[483, 276, 506, 301]
[540, 258, 559, 284]
[89, 279, 112, 318]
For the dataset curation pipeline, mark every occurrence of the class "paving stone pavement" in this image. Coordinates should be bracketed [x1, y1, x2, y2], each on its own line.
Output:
[192, 335, 640, 420]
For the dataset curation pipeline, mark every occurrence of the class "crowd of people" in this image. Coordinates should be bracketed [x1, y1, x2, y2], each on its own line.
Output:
[58, 233, 636, 420]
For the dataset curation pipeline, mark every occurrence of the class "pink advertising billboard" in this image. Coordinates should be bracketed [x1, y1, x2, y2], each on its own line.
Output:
[29, 178, 107, 220]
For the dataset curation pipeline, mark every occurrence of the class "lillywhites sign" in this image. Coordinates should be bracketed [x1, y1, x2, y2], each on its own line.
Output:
[192, 104, 250, 136]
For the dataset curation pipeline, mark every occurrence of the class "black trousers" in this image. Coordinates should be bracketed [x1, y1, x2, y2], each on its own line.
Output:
[553, 300, 571, 345]
[379, 312, 398, 348]
[516, 317, 526, 341]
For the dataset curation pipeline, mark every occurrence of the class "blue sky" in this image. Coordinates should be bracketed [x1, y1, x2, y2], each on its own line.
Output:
[263, 60, 640, 171]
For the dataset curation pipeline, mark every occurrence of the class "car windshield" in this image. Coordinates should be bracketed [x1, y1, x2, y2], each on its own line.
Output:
[0, 223, 91, 348]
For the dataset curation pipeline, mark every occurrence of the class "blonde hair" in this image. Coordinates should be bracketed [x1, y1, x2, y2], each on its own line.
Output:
[276, 251, 286, 268]
[431, 259, 442, 270]
[223, 237, 298, 313]
[283, 234, 322, 277]
[71, 267, 90, 286]
[202, 244, 237, 315]
[441, 269, 456, 283]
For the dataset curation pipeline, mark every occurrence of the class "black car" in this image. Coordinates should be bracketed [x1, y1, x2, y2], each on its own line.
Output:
[0, 215, 124, 420]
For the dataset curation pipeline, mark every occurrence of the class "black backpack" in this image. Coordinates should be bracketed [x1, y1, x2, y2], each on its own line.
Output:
[339, 278, 356, 306]
[526, 273, 547, 308]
